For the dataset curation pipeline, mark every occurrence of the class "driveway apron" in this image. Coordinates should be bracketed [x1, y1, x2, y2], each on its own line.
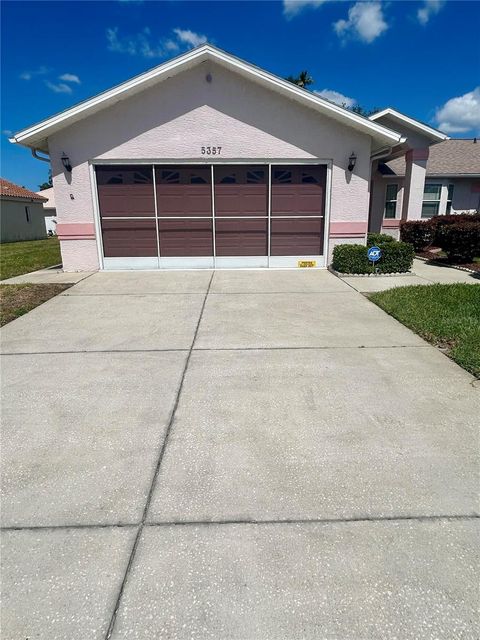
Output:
[1, 269, 478, 640]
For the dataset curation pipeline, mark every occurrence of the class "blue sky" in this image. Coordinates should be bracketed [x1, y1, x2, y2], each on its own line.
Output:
[2, 0, 479, 190]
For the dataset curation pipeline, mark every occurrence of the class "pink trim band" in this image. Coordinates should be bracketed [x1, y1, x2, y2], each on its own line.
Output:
[329, 221, 367, 238]
[382, 219, 401, 228]
[57, 223, 96, 241]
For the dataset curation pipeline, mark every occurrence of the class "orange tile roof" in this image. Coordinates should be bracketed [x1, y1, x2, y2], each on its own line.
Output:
[0, 178, 48, 202]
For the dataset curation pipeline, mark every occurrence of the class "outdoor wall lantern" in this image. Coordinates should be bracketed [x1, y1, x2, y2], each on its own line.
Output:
[61, 153, 72, 173]
[348, 152, 357, 172]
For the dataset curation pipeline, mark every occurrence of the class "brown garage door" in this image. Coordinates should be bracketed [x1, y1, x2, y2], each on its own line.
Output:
[96, 163, 326, 266]
[271, 165, 326, 255]
[156, 166, 213, 257]
[97, 165, 157, 258]
[214, 166, 268, 256]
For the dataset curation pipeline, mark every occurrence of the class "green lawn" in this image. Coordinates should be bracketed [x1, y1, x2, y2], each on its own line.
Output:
[0, 238, 61, 280]
[370, 283, 480, 378]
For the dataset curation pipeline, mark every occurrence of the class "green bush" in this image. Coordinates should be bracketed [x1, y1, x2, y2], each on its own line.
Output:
[430, 213, 480, 246]
[400, 220, 434, 250]
[332, 242, 414, 274]
[367, 232, 395, 245]
[436, 222, 480, 263]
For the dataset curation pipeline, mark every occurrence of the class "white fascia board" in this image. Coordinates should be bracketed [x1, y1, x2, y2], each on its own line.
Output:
[11, 44, 402, 150]
[370, 108, 449, 142]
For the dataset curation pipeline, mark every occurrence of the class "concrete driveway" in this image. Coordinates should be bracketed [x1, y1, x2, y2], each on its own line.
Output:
[1, 269, 478, 639]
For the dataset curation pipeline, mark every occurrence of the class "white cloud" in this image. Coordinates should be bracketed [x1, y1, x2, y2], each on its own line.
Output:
[334, 2, 388, 44]
[107, 26, 208, 59]
[173, 28, 207, 48]
[314, 89, 356, 108]
[45, 81, 73, 94]
[283, 0, 329, 18]
[19, 66, 49, 81]
[2, 129, 13, 137]
[417, 0, 445, 25]
[435, 87, 480, 134]
[59, 73, 81, 84]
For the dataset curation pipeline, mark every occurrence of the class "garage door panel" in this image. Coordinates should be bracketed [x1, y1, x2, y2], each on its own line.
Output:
[159, 219, 213, 257]
[102, 219, 158, 257]
[215, 185, 267, 217]
[272, 186, 324, 216]
[96, 166, 155, 218]
[270, 218, 323, 256]
[156, 186, 211, 217]
[215, 219, 267, 256]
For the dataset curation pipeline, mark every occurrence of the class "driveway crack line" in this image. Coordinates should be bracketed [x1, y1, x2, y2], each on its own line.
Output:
[103, 271, 214, 640]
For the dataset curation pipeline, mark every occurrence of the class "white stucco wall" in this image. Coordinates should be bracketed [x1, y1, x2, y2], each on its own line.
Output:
[48, 62, 374, 269]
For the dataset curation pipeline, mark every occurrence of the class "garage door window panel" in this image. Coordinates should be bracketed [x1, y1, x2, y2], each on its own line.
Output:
[96, 166, 155, 218]
[155, 166, 212, 218]
[271, 166, 326, 217]
[101, 219, 157, 257]
[214, 166, 268, 218]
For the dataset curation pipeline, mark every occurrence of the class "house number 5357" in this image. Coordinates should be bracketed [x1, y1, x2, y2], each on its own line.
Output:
[201, 146, 222, 155]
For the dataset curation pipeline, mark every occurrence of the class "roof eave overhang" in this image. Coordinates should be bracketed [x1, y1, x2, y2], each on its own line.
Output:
[10, 45, 403, 153]
[369, 108, 449, 143]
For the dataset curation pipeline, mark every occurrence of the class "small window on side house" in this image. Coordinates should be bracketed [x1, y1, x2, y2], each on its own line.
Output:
[25, 206, 31, 223]
[446, 184, 454, 214]
[421, 184, 442, 218]
[384, 184, 398, 218]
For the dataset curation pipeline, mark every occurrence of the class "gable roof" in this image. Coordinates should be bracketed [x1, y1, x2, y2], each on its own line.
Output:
[370, 107, 448, 143]
[0, 178, 48, 202]
[380, 139, 480, 177]
[10, 44, 403, 154]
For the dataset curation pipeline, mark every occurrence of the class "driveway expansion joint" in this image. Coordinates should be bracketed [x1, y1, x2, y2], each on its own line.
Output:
[1, 344, 433, 357]
[2, 513, 478, 534]
[103, 270, 215, 640]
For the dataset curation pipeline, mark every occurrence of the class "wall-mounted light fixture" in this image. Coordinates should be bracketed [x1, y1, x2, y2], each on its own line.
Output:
[61, 153, 72, 173]
[347, 152, 357, 172]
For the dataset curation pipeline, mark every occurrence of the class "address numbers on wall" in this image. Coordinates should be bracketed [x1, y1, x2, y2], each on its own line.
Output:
[201, 146, 222, 155]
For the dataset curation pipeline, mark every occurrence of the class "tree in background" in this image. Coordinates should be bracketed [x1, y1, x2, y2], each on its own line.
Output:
[285, 71, 380, 117]
[285, 70, 314, 89]
[38, 169, 52, 191]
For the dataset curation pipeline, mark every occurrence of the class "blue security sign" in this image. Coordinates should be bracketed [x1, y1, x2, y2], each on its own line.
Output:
[367, 246, 382, 262]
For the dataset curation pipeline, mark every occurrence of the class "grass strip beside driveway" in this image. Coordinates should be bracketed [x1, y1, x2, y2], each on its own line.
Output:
[0, 283, 71, 326]
[0, 238, 61, 280]
[370, 283, 480, 378]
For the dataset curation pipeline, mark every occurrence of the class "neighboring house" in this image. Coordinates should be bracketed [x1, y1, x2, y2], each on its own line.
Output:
[370, 136, 480, 238]
[0, 178, 47, 243]
[8, 45, 472, 272]
[36, 186, 57, 235]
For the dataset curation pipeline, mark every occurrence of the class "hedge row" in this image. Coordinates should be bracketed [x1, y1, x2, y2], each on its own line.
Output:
[400, 214, 480, 262]
[332, 241, 414, 274]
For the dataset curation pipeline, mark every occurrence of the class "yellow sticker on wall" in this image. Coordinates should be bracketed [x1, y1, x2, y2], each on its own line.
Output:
[298, 260, 317, 268]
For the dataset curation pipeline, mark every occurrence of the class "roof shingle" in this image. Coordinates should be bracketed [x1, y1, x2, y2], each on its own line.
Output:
[383, 139, 480, 177]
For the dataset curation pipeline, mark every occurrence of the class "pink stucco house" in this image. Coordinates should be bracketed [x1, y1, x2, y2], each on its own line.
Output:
[9, 45, 478, 271]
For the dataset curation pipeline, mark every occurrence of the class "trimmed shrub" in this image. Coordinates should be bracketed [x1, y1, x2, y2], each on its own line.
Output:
[332, 242, 414, 274]
[430, 213, 480, 245]
[367, 232, 395, 245]
[436, 222, 480, 263]
[400, 220, 434, 250]
[332, 244, 371, 274]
